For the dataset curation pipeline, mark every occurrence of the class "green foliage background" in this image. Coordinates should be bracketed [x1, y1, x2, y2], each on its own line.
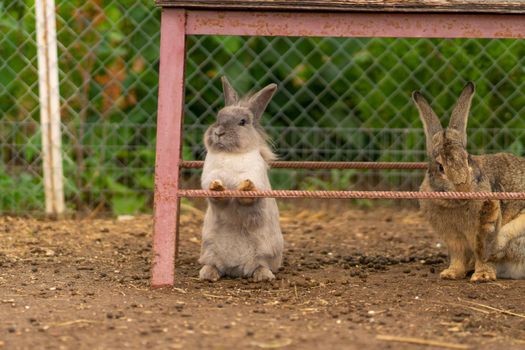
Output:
[1, 0, 524, 214]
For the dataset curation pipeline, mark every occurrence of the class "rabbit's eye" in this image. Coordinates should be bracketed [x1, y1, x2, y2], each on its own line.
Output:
[437, 163, 444, 173]
[238, 119, 247, 126]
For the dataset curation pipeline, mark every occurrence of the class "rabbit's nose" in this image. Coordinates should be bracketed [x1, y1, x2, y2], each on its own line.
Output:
[215, 130, 225, 137]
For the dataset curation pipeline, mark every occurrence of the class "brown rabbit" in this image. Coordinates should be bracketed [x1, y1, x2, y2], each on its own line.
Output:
[413, 82, 525, 281]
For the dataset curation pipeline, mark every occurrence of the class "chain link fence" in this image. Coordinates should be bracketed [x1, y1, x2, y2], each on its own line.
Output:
[2, 0, 525, 214]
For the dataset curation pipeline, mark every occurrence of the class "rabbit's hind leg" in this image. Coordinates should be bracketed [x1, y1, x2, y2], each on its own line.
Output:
[489, 211, 525, 261]
[199, 264, 221, 282]
[252, 266, 275, 282]
[496, 237, 525, 279]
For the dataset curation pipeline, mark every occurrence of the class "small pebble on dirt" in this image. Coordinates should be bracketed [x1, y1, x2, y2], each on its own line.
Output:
[452, 316, 465, 322]
[467, 292, 479, 299]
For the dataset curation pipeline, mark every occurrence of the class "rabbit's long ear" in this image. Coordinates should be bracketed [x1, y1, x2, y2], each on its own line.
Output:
[449, 82, 475, 146]
[221, 76, 239, 106]
[247, 83, 277, 121]
[412, 91, 443, 155]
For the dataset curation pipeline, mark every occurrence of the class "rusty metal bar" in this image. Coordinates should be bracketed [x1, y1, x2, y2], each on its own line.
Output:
[178, 189, 525, 200]
[181, 160, 427, 170]
[186, 11, 525, 39]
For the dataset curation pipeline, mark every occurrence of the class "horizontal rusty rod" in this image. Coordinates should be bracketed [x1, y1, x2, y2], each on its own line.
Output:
[181, 160, 427, 170]
[178, 189, 525, 200]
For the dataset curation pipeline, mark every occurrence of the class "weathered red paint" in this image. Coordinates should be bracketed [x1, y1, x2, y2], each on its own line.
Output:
[152, 9, 186, 288]
[186, 11, 525, 38]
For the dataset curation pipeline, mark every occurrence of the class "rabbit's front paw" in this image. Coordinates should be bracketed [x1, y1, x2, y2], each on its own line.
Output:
[199, 265, 221, 282]
[252, 266, 275, 282]
[208, 179, 227, 203]
[209, 179, 225, 191]
[439, 267, 466, 280]
[471, 266, 496, 283]
[237, 179, 257, 205]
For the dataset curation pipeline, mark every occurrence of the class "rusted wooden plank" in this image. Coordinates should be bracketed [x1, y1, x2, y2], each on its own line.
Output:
[155, 0, 525, 14]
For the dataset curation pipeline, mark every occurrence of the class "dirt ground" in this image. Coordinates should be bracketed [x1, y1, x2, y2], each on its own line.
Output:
[1, 203, 525, 350]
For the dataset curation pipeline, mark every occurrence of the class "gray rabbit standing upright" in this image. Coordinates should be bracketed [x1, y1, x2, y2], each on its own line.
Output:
[198, 77, 283, 282]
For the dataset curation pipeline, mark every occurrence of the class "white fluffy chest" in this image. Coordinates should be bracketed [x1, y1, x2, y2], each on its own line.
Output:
[202, 150, 271, 190]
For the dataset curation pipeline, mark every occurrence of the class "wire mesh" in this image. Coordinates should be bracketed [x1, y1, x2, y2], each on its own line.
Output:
[1, 1, 525, 214]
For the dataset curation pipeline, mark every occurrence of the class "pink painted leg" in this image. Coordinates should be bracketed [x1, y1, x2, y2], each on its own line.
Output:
[152, 9, 186, 288]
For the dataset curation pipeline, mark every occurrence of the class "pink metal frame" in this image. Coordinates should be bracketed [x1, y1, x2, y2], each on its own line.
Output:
[152, 9, 525, 287]
[152, 9, 186, 287]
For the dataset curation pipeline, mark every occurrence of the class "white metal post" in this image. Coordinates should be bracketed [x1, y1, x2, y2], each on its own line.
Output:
[35, 0, 65, 216]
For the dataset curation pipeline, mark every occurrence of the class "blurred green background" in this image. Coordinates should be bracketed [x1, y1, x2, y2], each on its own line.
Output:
[1, 0, 524, 214]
